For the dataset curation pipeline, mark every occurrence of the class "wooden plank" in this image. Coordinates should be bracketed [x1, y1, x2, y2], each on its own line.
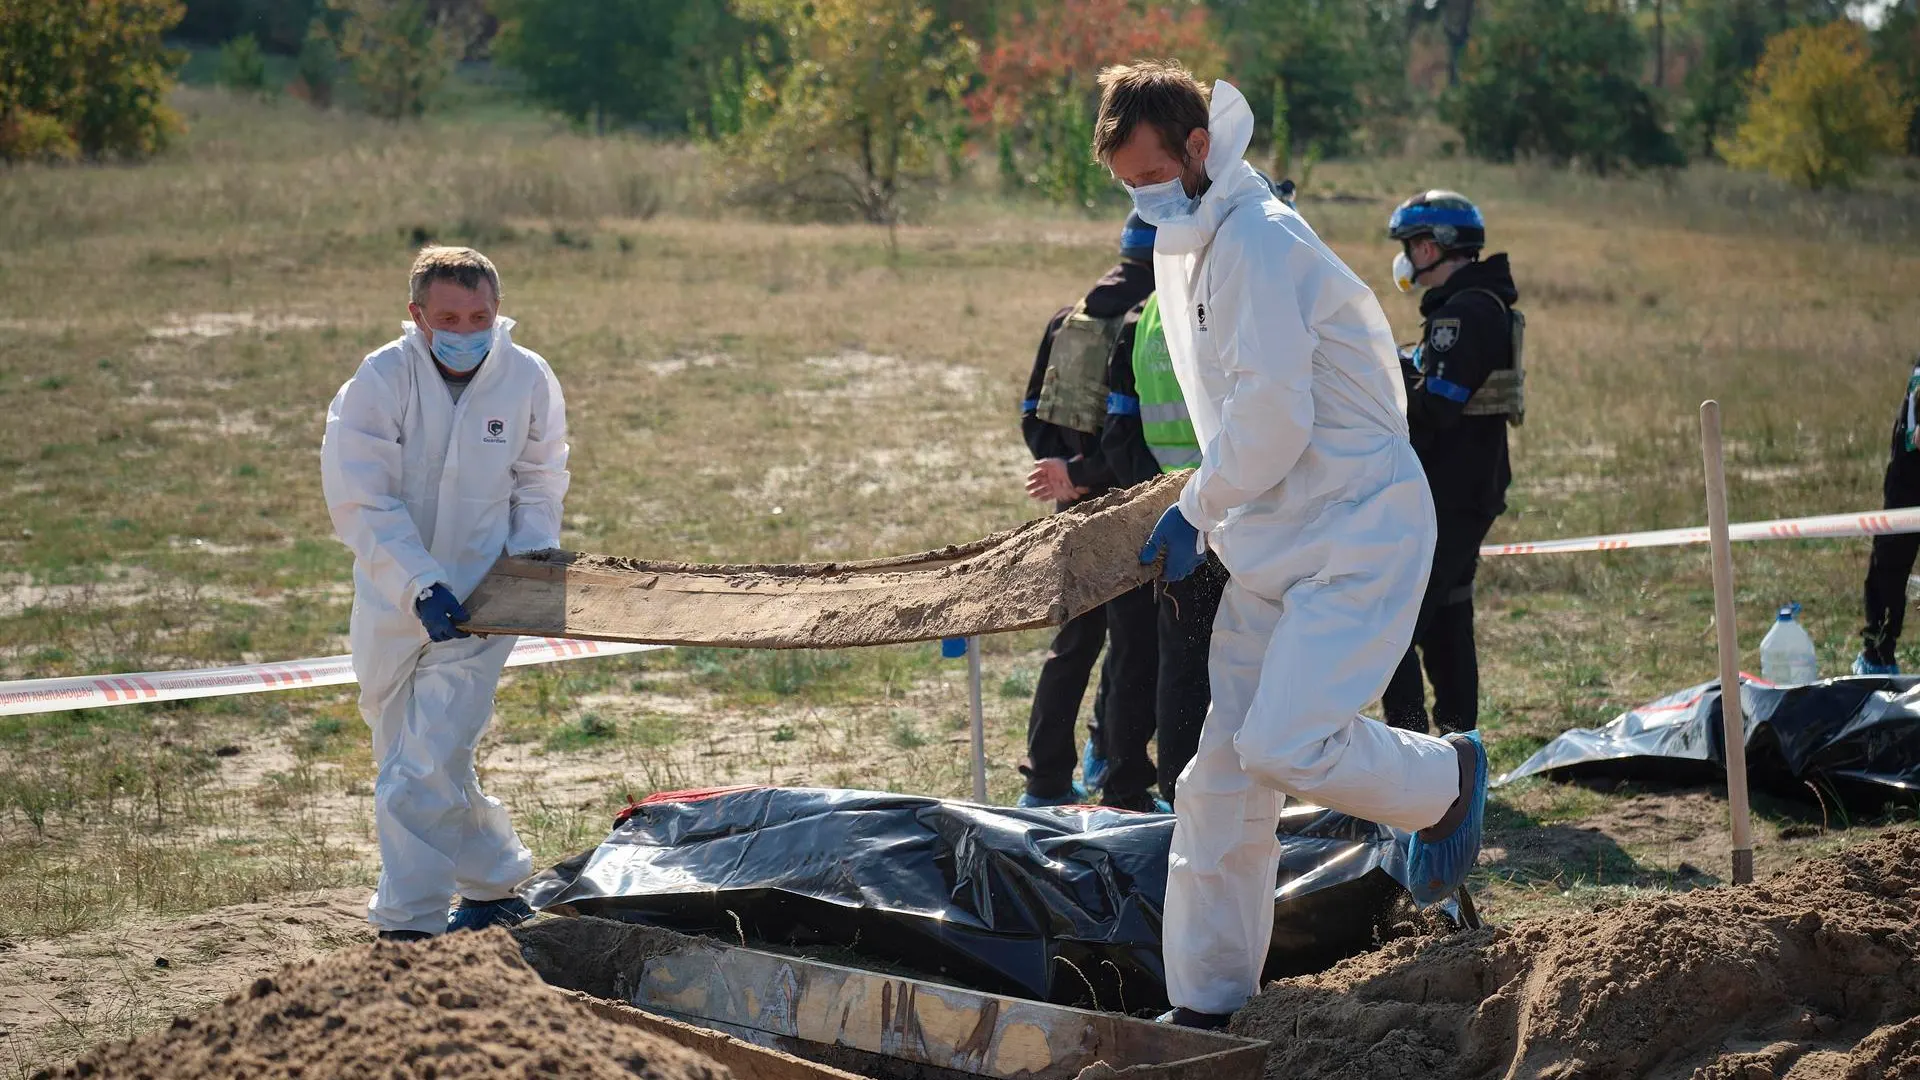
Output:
[561, 990, 871, 1080]
[633, 938, 1268, 1080]
[462, 474, 1185, 649]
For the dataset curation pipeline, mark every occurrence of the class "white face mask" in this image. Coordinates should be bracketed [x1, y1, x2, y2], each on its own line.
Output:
[1392, 250, 1418, 294]
[1126, 176, 1199, 228]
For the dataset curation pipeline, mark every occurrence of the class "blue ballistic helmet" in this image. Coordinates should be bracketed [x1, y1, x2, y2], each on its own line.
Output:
[1388, 190, 1485, 251]
[1119, 211, 1156, 261]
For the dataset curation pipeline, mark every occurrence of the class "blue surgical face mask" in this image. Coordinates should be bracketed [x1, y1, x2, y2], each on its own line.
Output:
[429, 327, 492, 373]
[1126, 176, 1198, 228]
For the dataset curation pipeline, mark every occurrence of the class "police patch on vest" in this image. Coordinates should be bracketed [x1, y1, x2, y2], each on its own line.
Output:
[1429, 319, 1461, 352]
[482, 417, 508, 445]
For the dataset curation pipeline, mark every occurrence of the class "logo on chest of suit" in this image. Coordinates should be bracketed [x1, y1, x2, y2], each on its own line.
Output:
[1429, 319, 1461, 353]
[1195, 303, 1208, 332]
[482, 417, 508, 444]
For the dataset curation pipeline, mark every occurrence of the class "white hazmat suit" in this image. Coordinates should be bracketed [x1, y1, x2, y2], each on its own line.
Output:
[320, 316, 569, 934]
[1150, 83, 1463, 1015]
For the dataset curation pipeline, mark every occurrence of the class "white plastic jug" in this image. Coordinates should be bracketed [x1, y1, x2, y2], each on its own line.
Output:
[1760, 603, 1819, 685]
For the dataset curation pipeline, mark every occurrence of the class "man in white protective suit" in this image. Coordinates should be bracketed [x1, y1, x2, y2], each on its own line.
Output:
[320, 246, 569, 941]
[1093, 62, 1489, 1028]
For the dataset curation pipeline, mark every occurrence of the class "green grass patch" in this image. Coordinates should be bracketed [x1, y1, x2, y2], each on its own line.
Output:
[543, 711, 619, 754]
[673, 644, 945, 707]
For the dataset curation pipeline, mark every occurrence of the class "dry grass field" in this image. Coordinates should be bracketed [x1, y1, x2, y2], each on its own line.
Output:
[2, 87, 1920, 1073]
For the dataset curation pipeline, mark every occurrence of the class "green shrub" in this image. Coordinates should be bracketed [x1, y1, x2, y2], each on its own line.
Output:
[218, 33, 270, 95]
[1447, 0, 1683, 174]
[292, 21, 338, 108]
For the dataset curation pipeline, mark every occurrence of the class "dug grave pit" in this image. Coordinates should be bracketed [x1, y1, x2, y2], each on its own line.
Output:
[1233, 827, 1920, 1080]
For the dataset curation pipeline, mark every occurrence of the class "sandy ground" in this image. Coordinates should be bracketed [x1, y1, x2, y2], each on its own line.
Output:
[0, 888, 372, 1074]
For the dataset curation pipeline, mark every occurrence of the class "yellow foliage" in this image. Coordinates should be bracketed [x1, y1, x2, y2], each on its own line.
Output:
[0, 0, 185, 161]
[1720, 20, 1914, 191]
[0, 111, 79, 163]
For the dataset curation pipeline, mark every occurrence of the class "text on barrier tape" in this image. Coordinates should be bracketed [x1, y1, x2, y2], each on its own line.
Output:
[0, 638, 665, 718]
[1481, 506, 1920, 557]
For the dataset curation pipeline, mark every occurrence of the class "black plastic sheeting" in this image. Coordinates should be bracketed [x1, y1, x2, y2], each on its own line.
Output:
[1500, 674, 1920, 804]
[520, 785, 1426, 1013]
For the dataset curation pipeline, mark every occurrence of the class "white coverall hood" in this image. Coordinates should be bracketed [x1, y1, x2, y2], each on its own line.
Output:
[1147, 81, 1464, 1018]
[320, 316, 570, 934]
[1151, 80, 1260, 258]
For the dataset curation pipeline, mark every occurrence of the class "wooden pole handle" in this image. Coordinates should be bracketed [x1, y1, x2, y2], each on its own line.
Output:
[1701, 400, 1755, 884]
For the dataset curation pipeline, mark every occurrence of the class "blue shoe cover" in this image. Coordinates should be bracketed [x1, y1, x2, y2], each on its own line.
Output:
[1853, 653, 1900, 676]
[1406, 731, 1487, 907]
[1081, 737, 1109, 793]
[446, 896, 534, 933]
[1016, 785, 1086, 809]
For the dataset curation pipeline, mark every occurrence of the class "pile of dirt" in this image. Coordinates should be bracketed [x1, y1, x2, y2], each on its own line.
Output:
[1234, 829, 1920, 1080]
[462, 472, 1186, 649]
[39, 929, 732, 1080]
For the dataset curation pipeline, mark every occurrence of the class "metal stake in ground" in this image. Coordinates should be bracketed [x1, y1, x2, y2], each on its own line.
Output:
[967, 637, 987, 802]
[1700, 400, 1755, 885]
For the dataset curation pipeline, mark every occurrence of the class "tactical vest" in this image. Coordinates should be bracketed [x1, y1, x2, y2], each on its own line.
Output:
[1035, 300, 1124, 435]
[1455, 287, 1527, 427]
[1903, 357, 1920, 452]
[1131, 295, 1202, 472]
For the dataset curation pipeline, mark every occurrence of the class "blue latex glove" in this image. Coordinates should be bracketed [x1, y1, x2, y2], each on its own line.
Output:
[415, 583, 471, 642]
[1139, 505, 1205, 583]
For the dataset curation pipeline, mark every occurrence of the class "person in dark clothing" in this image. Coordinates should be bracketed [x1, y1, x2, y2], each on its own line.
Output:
[1855, 356, 1920, 676]
[1101, 292, 1223, 807]
[1379, 191, 1521, 735]
[1016, 214, 1159, 809]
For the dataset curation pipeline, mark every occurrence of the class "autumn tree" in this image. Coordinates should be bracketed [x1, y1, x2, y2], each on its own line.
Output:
[1721, 20, 1913, 190]
[970, 0, 1221, 205]
[1680, 0, 1848, 157]
[728, 0, 976, 224]
[0, 0, 185, 162]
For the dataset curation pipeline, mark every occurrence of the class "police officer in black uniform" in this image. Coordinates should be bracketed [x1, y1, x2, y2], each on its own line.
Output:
[1015, 213, 1160, 807]
[1380, 191, 1522, 735]
[1854, 354, 1920, 676]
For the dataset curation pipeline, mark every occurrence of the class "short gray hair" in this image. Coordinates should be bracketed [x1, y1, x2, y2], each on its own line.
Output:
[409, 246, 501, 306]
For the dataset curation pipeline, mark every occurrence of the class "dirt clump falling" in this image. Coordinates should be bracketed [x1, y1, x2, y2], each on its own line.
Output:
[1233, 828, 1920, 1080]
[38, 928, 731, 1080]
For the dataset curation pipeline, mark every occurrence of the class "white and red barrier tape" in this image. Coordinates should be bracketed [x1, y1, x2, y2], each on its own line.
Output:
[4, 502, 1918, 719]
[0, 637, 663, 718]
[1481, 506, 1920, 557]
